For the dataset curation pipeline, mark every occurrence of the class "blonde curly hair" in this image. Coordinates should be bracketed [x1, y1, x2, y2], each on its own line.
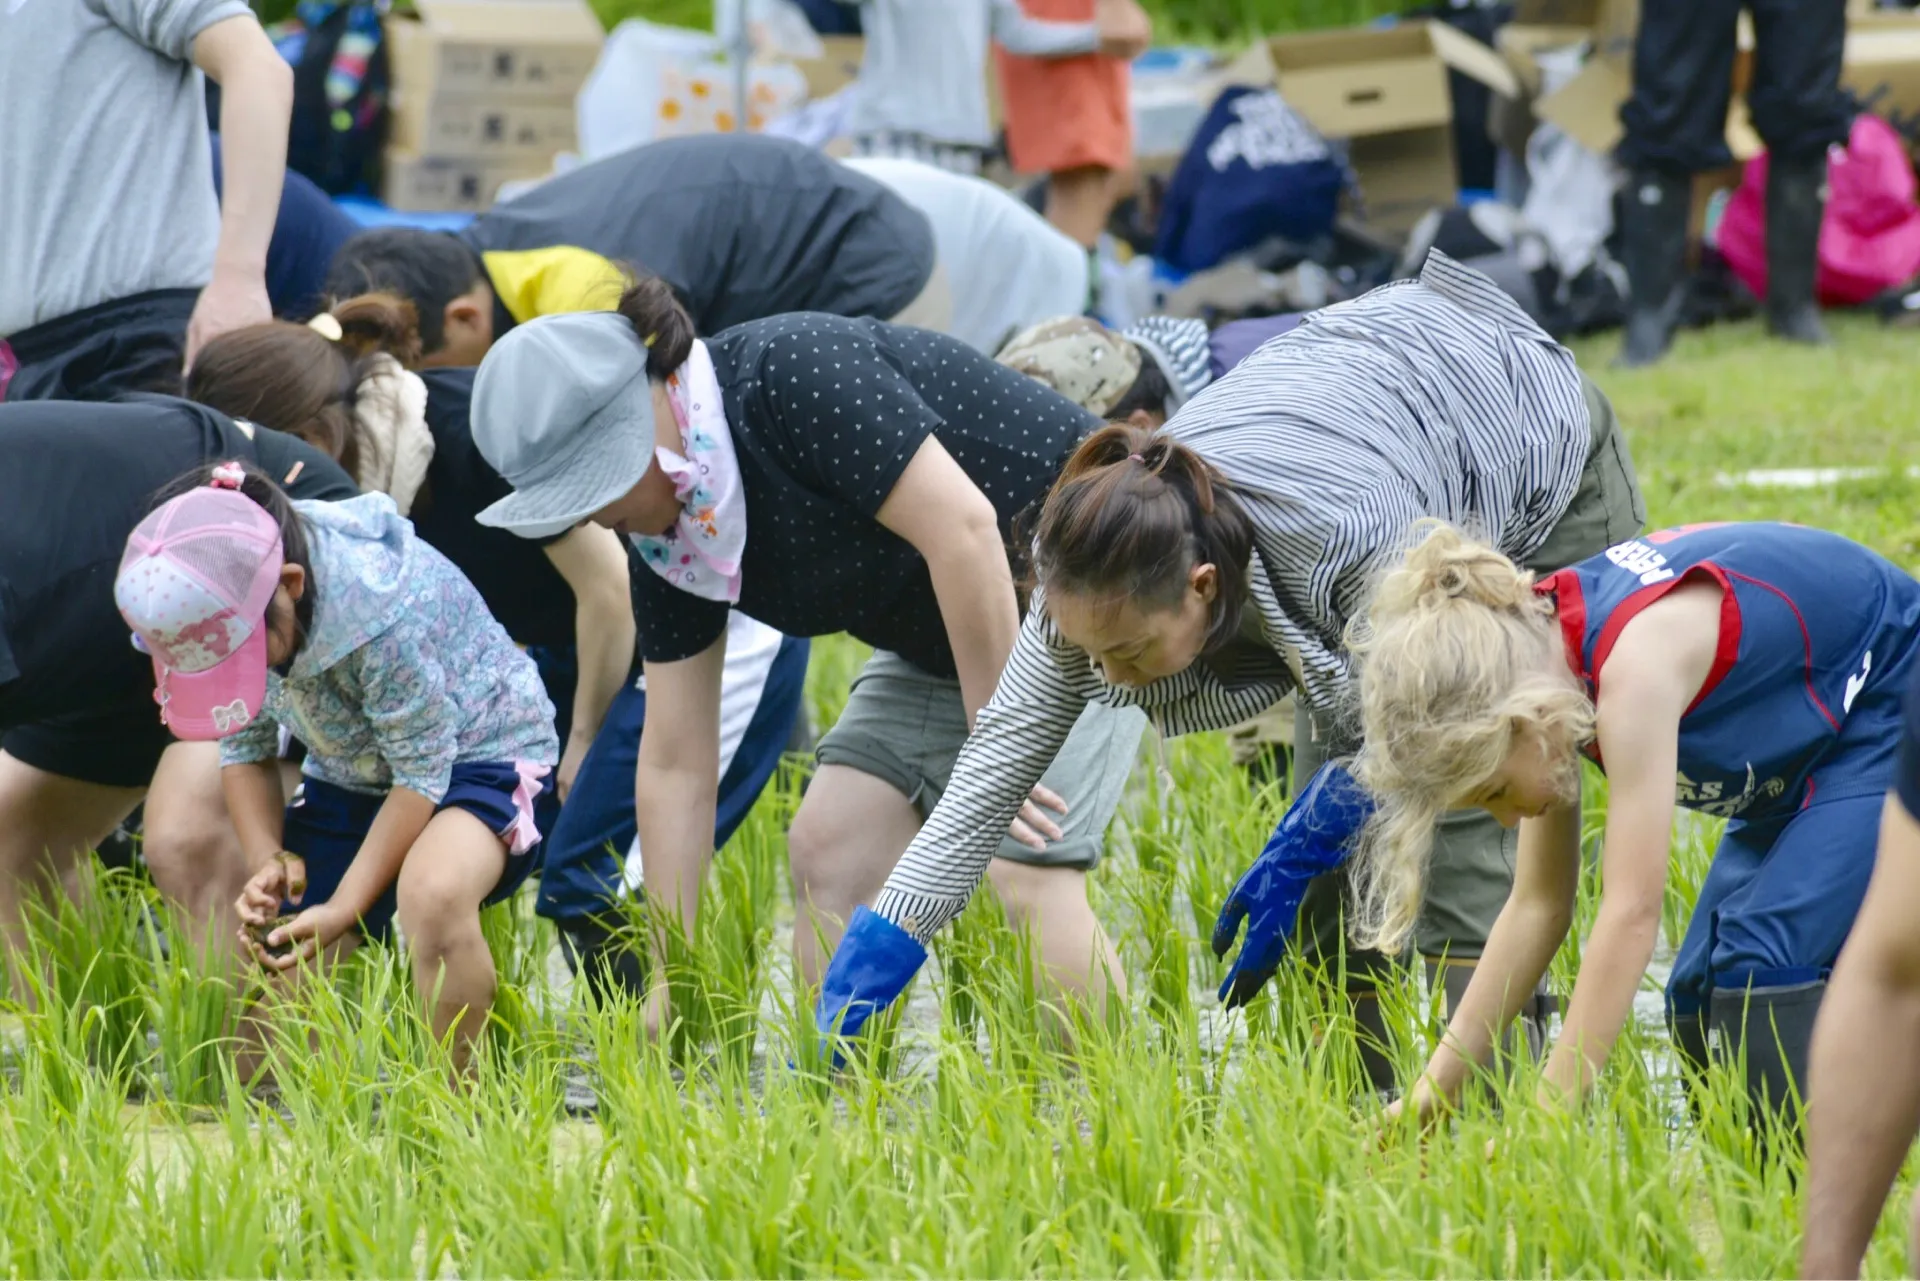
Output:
[1346, 522, 1595, 953]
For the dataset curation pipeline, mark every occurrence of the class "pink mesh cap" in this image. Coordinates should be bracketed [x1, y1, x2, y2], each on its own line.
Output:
[113, 465, 285, 741]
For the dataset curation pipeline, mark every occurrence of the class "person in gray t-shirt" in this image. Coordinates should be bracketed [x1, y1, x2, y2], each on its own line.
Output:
[0, 0, 291, 402]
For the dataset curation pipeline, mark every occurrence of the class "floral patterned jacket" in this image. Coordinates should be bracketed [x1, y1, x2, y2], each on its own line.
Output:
[219, 494, 558, 801]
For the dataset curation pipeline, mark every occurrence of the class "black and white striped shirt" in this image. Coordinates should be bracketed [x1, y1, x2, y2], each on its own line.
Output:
[874, 251, 1595, 942]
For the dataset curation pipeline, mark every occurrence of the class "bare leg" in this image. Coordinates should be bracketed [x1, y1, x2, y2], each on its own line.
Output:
[394, 807, 509, 1074]
[0, 751, 144, 969]
[143, 742, 260, 966]
[986, 859, 1125, 1020]
[784, 764, 926, 990]
[1045, 165, 1123, 249]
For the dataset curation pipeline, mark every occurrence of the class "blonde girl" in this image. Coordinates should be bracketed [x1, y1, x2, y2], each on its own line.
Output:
[1352, 521, 1920, 1124]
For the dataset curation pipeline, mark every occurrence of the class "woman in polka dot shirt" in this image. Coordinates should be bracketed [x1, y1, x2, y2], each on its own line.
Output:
[466, 275, 1144, 1032]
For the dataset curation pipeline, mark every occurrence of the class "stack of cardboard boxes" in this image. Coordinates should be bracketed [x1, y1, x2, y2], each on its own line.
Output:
[383, 0, 604, 212]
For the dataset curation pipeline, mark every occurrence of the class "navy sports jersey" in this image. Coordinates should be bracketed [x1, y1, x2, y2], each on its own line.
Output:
[1540, 522, 1920, 820]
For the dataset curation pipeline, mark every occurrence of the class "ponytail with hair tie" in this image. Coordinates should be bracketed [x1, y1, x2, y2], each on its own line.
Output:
[1033, 422, 1254, 655]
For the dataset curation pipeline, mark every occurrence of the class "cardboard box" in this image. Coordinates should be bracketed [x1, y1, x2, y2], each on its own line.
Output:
[1496, 23, 1591, 99]
[389, 96, 577, 157]
[383, 149, 548, 212]
[792, 34, 864, 102]
[1532, 5, 1757, 162]
[386, 0, 604, 102]
[1844, 24, 1920, 140]
[1225, 21, 1519, 235]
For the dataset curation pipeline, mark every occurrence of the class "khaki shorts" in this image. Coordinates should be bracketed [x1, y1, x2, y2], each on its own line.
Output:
[1297, 371, 1646, 973]
[815, 650, 1148, 870]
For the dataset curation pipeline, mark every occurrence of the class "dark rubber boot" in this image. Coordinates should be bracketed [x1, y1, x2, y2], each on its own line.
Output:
[557, 913, 650, 1004]
[1614, 169, 1693, 368]
[1349, 987, 1401, 1096]
[97, 803, 143, 873]
[1667, 1010, 1711, 1115]
[1765, 154, 1832, 345]
[1709, 981, 1824, 1135]
[1428, 957, 1553, 1075]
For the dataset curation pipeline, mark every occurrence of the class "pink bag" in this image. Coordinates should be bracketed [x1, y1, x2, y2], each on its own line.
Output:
[1717, 113, 1920, 306]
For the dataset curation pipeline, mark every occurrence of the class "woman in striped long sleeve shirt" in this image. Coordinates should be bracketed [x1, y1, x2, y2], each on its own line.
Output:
[817, 252, 1647, 1077]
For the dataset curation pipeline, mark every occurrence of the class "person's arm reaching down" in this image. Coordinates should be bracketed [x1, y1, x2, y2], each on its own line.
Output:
[543, 524, 639, 801]
[633, 631, 728, 1020]
[874, 434, 1019, 730]
[1210, 761, 1375, 1008]
[189, 13, 292, 361]
[1537, 638, 1690, 1107]
[816, 611, 1093, 1043]
[268, 788, 435, 969]
[1401, 799, 1581, 1119]
[1800, 794, 1920, 1280]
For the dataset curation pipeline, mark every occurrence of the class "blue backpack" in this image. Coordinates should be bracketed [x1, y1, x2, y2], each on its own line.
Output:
[1154, 86, 1348, 276]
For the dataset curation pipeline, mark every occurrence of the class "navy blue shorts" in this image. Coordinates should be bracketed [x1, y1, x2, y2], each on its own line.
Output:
[1665, 692, 1904, 1016]
[528, 628, 808, 923]
[280, 761, 553, 941]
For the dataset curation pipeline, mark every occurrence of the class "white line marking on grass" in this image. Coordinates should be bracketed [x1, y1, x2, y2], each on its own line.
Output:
[1714, 465, 1920, 489]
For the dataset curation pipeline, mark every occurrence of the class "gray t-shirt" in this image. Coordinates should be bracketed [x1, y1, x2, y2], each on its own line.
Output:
[460, 134, 936, 336]
[0, 0, 247, 337]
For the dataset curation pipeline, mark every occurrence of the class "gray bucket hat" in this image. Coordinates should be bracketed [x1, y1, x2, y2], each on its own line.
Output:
[471, 311, 656, 539]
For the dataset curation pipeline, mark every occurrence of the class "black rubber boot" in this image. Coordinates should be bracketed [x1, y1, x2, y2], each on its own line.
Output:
[1667, 1010, 1711, 1115]
[1614, 169, 1693, 368]
[97, 803, 143, 873]
[1765, 153, 1832, 345]
[556, 913, 650, 1004]
[1349, 986, 1401, 1096]
[1709, 981, 1825, 1133]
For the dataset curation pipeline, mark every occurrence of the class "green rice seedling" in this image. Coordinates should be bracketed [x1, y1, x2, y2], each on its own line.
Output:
[15, 861, 154, 1083]
[0, 1052, 142, 1275]
[255, 941, 438, 1137]
[479, 891, 552, 1056]
[142, 912, 239, 1112]
[702, 806, 782, 1074]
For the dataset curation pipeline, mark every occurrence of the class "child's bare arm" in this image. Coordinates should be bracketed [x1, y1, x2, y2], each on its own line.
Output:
[223, 758, 288, 870]
[1411, 801, 1581, 1112]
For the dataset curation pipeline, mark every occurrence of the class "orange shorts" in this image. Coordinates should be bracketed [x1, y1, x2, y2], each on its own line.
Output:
[995, 0, 1132, 175]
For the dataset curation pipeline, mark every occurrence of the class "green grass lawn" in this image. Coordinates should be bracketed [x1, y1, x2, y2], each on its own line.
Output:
[5, 319, 1918, 1277]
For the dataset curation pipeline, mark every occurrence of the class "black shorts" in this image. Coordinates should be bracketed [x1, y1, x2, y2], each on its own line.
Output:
[2, 703, 174, 790]
[1, 289, 197, 404]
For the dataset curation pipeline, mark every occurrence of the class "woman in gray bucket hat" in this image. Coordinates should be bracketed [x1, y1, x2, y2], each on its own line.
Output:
[469, 275, 1146, 1031]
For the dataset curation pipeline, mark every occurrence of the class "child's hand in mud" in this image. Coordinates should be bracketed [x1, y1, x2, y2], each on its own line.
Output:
[257, 901, 354, 972]
[237, 851, 305, 928]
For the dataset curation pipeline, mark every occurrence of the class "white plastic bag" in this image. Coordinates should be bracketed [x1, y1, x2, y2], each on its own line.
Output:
[575, 19, 808, 161]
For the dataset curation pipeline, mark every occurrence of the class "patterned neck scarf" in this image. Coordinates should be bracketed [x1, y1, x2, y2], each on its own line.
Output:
[630, 339, 747, 604]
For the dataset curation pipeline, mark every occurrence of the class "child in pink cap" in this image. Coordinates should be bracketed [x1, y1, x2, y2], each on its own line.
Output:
[117, 460, 557, 1073]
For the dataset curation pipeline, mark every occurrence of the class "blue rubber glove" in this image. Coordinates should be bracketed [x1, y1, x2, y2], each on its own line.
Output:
[1210, 762, 1375, 1008]
[813, 905, 928, 1065]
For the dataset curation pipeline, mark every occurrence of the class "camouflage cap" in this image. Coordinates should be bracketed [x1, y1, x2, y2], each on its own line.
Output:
[994, 316, 1142, 417]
